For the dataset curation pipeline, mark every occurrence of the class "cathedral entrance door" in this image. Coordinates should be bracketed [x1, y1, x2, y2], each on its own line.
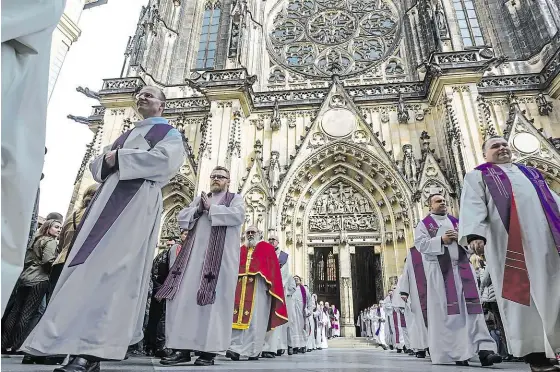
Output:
[351, 247, 382, 327]
[311, 247, 340, 309]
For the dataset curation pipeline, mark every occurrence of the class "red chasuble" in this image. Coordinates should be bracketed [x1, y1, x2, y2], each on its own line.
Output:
[232, 241, 289, 331]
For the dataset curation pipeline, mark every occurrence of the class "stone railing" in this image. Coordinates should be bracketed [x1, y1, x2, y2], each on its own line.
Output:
[90, 105, 106, 119]
[477, 74, 542, 93]
[164, 97, 210, 114]
[99, 77, 145, 94]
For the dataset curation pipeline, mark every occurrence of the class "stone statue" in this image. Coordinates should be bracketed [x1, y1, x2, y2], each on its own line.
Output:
[267, 151, 281, 196]
[537, 93, 553, 116]
[270, 99, 281, 130]
[76, 86, 100, 100]
[435, 1, 447, 37]
[427, 0, 443, 52]
[397, 93, 409, 124]
[67, 114, 90, 125]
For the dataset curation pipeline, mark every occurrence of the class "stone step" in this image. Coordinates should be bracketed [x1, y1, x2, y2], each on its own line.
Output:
[327, 337, 380, 349]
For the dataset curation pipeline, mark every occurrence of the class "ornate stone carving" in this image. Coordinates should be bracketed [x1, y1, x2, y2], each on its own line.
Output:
[267, 0, 401, 78]
[67, 114, 90, 125]
[401, 144, 417, 188]
[308, 132, 326, 149]
[397, 93, 409, 124]
[476, 96, 497, 140]
[537, 93, 553, 116]
[268, 151, 282, 197]
[308, 181, 378, 232]
[271, 99, 281, 130]
[76, 86, 100, 100]
[161, 207, 183, 239]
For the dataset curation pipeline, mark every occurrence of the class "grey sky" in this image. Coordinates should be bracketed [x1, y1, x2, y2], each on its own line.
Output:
[39, 0, 145, 216]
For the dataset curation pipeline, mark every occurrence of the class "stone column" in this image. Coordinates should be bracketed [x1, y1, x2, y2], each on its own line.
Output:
[338, 241, 356, 337]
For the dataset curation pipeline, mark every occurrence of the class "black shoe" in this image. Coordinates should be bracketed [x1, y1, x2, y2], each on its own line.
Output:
[455, 361, 469, 366]
[261, 352, 276, 358]
[154, 349, 172, 358]
[226, 350, 240, 361]
[160, 350, 191, 365]
[248, 357, 259, 361]
[287, 347, 293, 355]
[479, 350, 502, 366]
[416, 351, 426, 358]
[22, 355, 44, 364]
[54, 357, 100, 372]
[193, 356, 214, 366]
[306, 349, 312, 353]
[389, 345, 394, 350]
[276, 349, 284, 356]
[396, 349, 402, 354]
[407, 349, 415, 355]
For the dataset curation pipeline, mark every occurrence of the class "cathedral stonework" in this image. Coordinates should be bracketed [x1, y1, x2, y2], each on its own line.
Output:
[69, 0, 560, 337]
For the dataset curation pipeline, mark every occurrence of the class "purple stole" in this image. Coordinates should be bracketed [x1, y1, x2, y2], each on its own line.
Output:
[476, 163, 560, 255]
[299, 285, 307, 330]
[156, 192, 236, 304]
[68, 124, 174, 267]
[375, 308, 381, 336]
[422, 215, 482, 315]
[399, 311, 406, 328]
[410, 247, 428, 327]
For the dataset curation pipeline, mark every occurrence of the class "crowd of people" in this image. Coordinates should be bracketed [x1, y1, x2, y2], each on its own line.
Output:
[1, 86, 559, 372]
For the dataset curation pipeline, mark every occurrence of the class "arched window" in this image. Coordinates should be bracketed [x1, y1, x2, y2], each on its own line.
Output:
[196, 2, 221, 69]
[452, 0, 483, 47]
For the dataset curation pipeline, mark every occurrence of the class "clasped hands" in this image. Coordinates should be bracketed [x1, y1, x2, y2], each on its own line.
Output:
[441, 229, 458, 245]
[104, 150, 117, 168]
[197, 191, 211, 214]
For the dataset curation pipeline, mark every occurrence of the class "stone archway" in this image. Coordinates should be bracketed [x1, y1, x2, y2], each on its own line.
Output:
[275, 141, 414, 336]
[159, 173, 195, 247]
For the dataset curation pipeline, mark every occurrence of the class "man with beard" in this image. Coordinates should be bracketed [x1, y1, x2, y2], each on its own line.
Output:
[156, 166, 245, 366]
[21, 86, 185, 372]
[459, 136, 560, 372]
[262, 234, 295, 358]
[226, 226, 288, 361]
[415, 193, 500, 366]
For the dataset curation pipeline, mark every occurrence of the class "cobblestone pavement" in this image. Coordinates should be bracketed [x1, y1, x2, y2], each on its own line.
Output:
[1, 349, 531, 372]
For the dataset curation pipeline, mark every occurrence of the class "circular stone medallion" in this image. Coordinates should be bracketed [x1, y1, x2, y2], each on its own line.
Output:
[321, 109, 356, 137]
[512, 132, 540, 154]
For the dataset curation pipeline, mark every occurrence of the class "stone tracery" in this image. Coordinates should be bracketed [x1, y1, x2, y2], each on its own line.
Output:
[267, 0, 401, 78]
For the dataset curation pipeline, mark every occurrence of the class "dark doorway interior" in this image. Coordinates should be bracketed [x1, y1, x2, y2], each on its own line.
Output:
[311, 247, 340, 309]
[351, 247, 382, 330]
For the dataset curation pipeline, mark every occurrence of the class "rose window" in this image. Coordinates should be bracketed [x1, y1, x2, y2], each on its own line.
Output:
[267, 0, 401, 78]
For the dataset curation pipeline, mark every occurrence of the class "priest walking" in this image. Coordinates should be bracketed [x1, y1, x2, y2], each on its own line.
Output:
[414, 193, 501, 366]
[21, 86, 186, 372]
[459, 136, 560, 372]
[227, 226, 288, 361]
[289, 275, 311, 353]
[156, 166, 245, 366]
[398, 248, 429, 358]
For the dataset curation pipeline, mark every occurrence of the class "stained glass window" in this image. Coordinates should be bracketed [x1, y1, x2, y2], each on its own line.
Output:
[453, 0, 484, 47]
[196, 3, 221, 69]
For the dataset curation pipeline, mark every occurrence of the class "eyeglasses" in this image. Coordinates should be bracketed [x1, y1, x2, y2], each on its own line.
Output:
[210, 175, 229, 180]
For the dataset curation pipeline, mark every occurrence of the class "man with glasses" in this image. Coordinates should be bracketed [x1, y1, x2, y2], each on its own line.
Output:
[22, 85, 185, 372]
[157, 166, 245, 366]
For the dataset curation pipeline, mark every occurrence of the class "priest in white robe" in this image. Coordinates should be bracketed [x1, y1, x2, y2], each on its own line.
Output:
[21, 86, 185, 372]
[393, 277, 411, 354]
[1, 0, 66, 316]
[317, 302, 330, 349]
[398, 249, 429, 358]
[374, 304, 387, 349]
[384, 289, 404, 352]
[289, 276, 311, 352]
[227, 226, 288, 361]
[262, 235, 294, 357]
[459, 136, 560, 372]
[306, 293, 318, 351]
[415, 193, 501, 367]
[157, 166, 245, 367]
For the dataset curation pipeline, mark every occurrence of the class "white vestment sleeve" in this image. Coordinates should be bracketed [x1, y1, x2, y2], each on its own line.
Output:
[207, 195, 245, 227]
[458, 170, 489, 246]
[89, 154, 109, 183]
[398, 262, 411, 295]
[285, 275, 297, 295]
[177, 197, 202, 231]
[117, 131, 185, 182]
[414, 222, 444, 256]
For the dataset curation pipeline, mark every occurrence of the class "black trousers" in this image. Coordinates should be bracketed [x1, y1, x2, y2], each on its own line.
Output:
[144, 295, 166, 352]
[1, 281, 50, 350]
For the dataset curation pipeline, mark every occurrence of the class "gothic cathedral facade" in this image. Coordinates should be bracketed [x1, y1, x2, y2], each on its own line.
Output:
[70, 0, 560, 336]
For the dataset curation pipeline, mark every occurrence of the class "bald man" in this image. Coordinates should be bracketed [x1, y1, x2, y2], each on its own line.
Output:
[227, 226, 287, 361]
